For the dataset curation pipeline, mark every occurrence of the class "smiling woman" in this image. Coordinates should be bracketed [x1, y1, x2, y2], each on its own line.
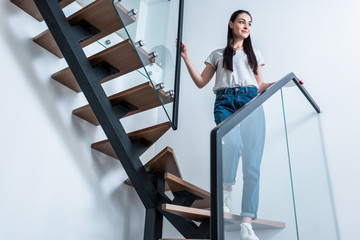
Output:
[180, 9, 272, 240]
[233, 16, 251, 31]
[229, 14, 251, 40]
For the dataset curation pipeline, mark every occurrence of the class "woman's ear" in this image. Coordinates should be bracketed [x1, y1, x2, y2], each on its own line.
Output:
[229, 21, 233, 29]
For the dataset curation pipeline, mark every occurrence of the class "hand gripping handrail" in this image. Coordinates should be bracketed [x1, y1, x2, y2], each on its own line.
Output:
[210, 72, 320, 240]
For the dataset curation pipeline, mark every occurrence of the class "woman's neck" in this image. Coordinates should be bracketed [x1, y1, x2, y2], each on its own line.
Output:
[232, 38, 244, 50]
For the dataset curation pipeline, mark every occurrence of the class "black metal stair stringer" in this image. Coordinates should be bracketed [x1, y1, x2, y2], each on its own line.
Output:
[144, 173, 165, 240]
[172, 191, 202, 207]
[160, 210, 209, 239]
[153, 177, 210, 239]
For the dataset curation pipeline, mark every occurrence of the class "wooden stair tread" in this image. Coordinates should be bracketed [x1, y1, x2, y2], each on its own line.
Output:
[162, 204, 286, 231]
[52, 39, 149, 92]
[73, 82, 173, 125]
[165, 173, 210, 209]
[91, 122, 171, 159]
[33, 30, 63, 59]
[125, 146, 182, 189]
[160, 239, 209, 240]
[33, 0, 135, 58]
[10, 0, 75, 22]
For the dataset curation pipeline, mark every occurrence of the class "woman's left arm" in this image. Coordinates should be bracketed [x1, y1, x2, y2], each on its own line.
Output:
[255, 65, 274, 94]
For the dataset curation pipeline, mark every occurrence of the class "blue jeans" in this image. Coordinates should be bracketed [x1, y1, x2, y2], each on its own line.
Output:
[214, 87, 265, 220]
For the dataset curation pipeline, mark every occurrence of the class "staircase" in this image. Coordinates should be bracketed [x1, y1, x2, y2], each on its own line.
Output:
[10, 0, 285, 239]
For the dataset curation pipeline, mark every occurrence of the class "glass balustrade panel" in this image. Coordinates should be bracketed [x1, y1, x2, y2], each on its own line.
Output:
[219, 91, 298, 240]
[61, 0, 179, 125]
[281, 86, 339, 240]
[64, 0, 180, 125]
[112, 0, 181, 125]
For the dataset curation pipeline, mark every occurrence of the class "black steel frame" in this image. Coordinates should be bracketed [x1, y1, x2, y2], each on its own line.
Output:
[172, 0, 184, 130]
[210, 73, 320, 240]
[33, 0, 206, 239]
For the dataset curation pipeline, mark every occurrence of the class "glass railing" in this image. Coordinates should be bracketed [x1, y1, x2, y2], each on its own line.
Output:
[215, 91, 300, 240]
[35, 0, 182, 128]
[281, 86, 339, 239]
[111, 0, 183, 129]
[210, 73, 337, 240]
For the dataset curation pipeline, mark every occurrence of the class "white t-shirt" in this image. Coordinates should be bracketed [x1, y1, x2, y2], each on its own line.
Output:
[205, 48, 265, 93]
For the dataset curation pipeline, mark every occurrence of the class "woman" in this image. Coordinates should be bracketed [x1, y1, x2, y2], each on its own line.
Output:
[181, 10, 272, 240]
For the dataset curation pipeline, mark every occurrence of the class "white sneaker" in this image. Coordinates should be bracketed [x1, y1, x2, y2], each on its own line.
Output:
[223, 190, 232, 213]
[240, 223, 259, 240]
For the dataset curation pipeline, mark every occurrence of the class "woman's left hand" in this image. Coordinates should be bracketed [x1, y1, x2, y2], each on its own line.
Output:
[258, 82, 274, 94]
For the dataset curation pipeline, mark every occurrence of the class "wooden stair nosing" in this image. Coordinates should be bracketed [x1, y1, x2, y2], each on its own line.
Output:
[165, 173, 210, 209]
[33, 0, 135, 58]
[73, 82, 173, 125]
[91, 122, 171, 159]
[10, 0, 75, 22]
[125, 146, 182, 188]
[144, 147, 182, 179]
[162, 204, 286, 230]
[52, 39, 150, 92]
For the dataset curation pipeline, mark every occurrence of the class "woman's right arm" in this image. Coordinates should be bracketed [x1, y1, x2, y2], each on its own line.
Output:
[181, 41, 215, 89]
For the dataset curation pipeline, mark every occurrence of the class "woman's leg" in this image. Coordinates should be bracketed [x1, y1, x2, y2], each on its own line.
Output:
[239, 106, 266, 220]
[221, 124, 242, 186]
[220, 124, 242, 213]
[214, 92, 242, 212]
[214, 92, 241, 187]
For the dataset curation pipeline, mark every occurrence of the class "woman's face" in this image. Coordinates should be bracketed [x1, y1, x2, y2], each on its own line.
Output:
[229, 13, 252, 39]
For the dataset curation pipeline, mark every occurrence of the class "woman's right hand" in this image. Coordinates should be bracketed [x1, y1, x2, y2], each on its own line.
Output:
[176, 40, 215, 88]
[180, 41, 188, 59]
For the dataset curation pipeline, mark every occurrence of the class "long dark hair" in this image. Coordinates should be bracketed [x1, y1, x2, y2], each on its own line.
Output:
[223, 10, 258, 75]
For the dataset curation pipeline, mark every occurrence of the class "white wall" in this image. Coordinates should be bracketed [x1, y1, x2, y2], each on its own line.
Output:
[156, 0, 359, 239]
